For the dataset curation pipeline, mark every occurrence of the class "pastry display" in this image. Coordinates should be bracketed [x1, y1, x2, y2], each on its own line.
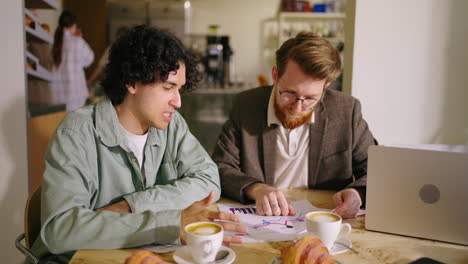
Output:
[26, 57, 36, 71]
[41, 23, 51, 33]
[25, 14, 35, 29]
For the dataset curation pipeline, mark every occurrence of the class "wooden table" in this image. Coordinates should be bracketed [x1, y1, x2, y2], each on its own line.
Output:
[69, 189, 468, 264]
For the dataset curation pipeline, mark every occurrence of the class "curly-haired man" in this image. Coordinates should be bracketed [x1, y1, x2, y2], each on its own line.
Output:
[31, 25, 246, 264]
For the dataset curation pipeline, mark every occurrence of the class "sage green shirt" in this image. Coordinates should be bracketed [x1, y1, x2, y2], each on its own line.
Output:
[31, 99, 220, 263]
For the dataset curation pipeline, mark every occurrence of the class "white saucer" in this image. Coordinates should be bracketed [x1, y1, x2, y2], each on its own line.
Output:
[291, 235, 352, 255]
[330, 236, 352, 255]
[173, 245, 236, 264]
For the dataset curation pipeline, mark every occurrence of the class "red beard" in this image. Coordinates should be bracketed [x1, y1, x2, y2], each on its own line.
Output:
[274, 98, 313, 129]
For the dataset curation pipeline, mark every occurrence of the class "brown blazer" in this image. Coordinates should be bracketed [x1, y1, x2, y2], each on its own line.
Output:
[212, 86, 377, 203]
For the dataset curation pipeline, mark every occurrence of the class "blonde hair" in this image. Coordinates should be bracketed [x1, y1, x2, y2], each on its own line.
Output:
[276, 32, 342, 82]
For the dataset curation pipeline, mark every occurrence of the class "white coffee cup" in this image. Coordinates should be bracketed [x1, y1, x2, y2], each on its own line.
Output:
[185, 222, 223, 263]
[305, 211, 352, 250]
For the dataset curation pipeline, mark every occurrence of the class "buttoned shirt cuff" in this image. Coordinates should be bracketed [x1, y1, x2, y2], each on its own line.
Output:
[153, 210, 182, 245]
[124, 196, 182, 244]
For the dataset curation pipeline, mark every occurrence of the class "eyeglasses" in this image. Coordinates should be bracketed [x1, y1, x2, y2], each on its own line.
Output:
[278, 90, 321, 110]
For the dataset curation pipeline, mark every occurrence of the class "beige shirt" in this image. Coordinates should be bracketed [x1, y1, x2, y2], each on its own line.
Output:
[267, 86, 314, 189]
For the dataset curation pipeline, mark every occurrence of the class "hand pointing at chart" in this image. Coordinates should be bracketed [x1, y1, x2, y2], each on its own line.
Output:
[245, 183, 296, 216]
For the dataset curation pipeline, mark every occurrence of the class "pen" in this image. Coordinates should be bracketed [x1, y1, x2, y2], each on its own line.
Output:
[331, 203, 343, 214]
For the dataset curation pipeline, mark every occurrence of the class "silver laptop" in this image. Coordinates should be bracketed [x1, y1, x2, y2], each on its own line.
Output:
[365, 145, 468, 245]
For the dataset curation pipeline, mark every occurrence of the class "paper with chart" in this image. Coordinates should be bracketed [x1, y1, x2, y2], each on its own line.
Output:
[218, 200, 322, 242]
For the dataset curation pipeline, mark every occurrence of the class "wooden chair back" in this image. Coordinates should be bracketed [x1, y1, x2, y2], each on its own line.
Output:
[25, 185, 42, 248]
[28, 111, 67, 191]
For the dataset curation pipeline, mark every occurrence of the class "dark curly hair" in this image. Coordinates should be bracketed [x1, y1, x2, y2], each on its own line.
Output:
[101, 24, 202, 105]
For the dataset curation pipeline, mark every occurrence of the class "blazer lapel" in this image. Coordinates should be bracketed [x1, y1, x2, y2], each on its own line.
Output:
[308, 104, 328, 187]
[262, 125, 277, 185]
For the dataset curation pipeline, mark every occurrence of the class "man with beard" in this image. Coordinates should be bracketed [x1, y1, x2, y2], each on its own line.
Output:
[212, 32, 377, 219]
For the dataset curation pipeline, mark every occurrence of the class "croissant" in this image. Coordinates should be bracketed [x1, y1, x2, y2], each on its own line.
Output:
[282, 235, 336, 264]
[124, 249, 169, 264]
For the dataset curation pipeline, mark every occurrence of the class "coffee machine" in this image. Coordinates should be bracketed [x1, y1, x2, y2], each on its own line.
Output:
[205, 35, 232, 87]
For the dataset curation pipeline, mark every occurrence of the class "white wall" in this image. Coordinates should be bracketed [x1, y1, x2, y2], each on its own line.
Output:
[351, 0, 468, 145]
[0, 1, 29, 263]
[191, 0, 280, 86]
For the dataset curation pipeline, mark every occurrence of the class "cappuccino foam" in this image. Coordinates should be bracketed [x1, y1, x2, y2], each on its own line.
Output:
[307, 213, 340, 223]
[186, 223, 222, 235]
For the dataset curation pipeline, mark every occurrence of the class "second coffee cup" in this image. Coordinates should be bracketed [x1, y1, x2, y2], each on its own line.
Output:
[305, 211, 352, 250]
[185, 222, 223, 263]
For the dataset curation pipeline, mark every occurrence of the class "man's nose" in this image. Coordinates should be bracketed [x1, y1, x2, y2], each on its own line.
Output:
[170, 90, 182, 109]
[290, 100, 303, 113]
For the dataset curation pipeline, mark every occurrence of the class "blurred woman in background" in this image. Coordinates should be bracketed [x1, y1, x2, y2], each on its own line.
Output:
[51, 10, 94, 111]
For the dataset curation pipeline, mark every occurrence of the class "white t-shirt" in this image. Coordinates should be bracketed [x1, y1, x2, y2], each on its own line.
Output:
[123, 128, 148, 169]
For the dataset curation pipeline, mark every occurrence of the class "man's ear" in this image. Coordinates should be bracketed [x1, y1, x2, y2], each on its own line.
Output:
[272, 66, 278, 86]
[126, 83, 137, 95]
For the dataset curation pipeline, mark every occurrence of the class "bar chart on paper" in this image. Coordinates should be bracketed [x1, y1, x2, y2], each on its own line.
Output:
[218, 200, 323, 242]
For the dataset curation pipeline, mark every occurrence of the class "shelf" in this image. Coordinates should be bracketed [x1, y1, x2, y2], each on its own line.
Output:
[25, 9, 53, 44]
[27, 65, 52, 81]
[277, 11, 346, 48]
[26, 50, 51, 81]
[25, 0, 59, 9]
[25, 25, 53, 44]
[27, 66, 52, 81]
[26, 50, 39, 65]
[279, 12, 346, 19]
